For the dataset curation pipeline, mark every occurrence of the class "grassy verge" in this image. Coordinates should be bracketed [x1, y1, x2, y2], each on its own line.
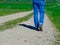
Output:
[0, 3, 32, 16]
[54, 33, 60, 45]
[0, 9, 22, 16]
[0, 13, 33, 31]
[46, 5, 60, 31]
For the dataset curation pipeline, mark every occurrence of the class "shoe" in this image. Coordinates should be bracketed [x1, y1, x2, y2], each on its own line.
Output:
[39, 25, 43, 31]
[35, 28, 38, 31]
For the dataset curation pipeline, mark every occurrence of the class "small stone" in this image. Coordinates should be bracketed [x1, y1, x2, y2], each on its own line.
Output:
[24, 40, 28, 42]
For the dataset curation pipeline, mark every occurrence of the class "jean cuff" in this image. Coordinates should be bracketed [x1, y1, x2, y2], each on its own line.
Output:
[39, 23, 43, 26]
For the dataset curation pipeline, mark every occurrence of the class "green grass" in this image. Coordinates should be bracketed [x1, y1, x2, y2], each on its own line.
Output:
[0, 0, 32, 3]
[0, 13, 33, 31]
[0, 3, 32, 16]
[0, 9, 22, 16]
[46, 3, 60, 31]
[0, 3, 32, 9]
[54, 34, 60, 45]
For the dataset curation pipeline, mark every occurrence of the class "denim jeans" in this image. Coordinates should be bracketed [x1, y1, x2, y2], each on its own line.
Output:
[33, 1, 45, 28]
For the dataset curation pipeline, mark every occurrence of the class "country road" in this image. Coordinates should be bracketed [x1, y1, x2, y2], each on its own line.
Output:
[0, 11, 56, 45]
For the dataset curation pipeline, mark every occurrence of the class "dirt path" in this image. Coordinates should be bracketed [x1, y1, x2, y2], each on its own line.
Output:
[0, 11, 32, 24]
[0, 13, 56, 45]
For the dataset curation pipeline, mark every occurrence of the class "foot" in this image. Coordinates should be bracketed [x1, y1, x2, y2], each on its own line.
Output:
[35, 28, 38, 31]
[38, 25, 43, 31]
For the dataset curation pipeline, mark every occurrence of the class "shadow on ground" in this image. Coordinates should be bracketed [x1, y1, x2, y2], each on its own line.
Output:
[19, 24, 36, 30]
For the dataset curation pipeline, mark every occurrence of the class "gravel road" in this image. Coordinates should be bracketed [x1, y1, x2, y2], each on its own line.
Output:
[0, 11, 56, 45]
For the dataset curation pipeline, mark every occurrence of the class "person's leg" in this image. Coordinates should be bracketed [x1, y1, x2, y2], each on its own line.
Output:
[33, 3, 39, 28]
[38, 2, 45, 31]
[39, 5, 45, 26]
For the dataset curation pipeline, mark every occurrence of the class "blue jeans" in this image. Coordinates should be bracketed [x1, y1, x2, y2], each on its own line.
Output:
[33, 1, 45, 28]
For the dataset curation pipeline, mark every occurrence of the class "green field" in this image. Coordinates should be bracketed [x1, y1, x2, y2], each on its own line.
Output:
[0, 3, 32, 16]
[0, 0, 32, 3]
[0, 3, 32, 9]
[46, 1, 60, 31]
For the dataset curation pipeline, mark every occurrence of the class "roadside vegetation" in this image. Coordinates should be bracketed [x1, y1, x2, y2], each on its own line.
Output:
[46, 1, 60, 31]
[54, 34, 60, 45]
[0, 0, 32, 16]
